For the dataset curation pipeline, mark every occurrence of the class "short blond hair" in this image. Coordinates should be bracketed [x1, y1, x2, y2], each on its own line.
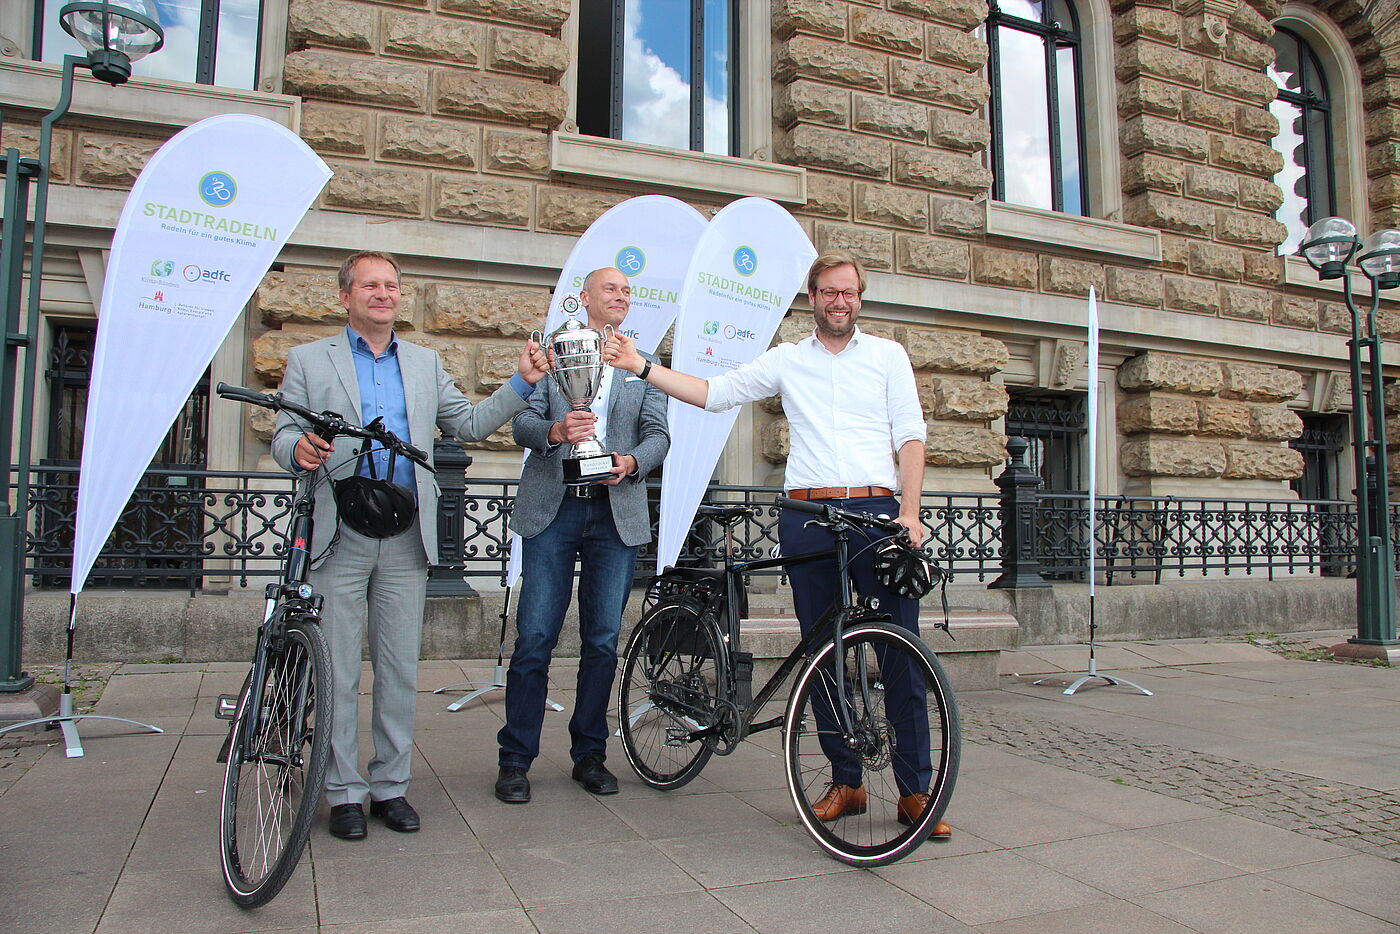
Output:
[806, 252, 866, 295]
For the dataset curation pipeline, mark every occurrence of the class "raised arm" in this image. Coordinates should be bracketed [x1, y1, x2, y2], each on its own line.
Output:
[604, 333, 710, 408]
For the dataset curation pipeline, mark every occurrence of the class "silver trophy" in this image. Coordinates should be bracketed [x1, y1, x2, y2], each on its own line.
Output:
[534, 295, 616, 485]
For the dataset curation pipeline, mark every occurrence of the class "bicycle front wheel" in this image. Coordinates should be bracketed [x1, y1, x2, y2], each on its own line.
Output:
[219, 617, 332, 908]
[784, 620, 960, 867]
[618, 600, 724, 789]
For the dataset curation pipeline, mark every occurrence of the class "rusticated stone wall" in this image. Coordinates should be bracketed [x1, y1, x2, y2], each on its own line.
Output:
[756, 315, 1009, 470]
[247, 265, 549, 449]
[1117, 350, 1304, 483]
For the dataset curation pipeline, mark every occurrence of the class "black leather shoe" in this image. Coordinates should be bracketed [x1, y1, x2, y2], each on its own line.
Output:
[494, 766, 531, 804]
[571, 753, 618, 795]
[328, 803, 367, 840]
[369, 796, 420, 833]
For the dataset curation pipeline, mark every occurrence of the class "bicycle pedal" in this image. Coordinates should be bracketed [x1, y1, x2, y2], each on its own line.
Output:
[214, 694, 238, 720]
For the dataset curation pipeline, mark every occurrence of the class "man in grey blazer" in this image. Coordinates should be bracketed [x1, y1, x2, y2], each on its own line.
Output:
[494, 266, 670, 804]
[273, 251, 546, 840]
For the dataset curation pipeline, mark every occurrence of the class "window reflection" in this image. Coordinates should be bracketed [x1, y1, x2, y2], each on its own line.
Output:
[581, 0, 737, 156]
[39, 0, 263, 89]
[987, 0, 1086, 215]
[1268, 28, 1334, 255]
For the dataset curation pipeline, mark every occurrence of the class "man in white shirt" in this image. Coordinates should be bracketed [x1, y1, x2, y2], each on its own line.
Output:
[605, 252, 951, 840]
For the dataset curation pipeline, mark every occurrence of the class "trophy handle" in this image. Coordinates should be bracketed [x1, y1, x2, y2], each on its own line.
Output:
[531, 329, 553, 372]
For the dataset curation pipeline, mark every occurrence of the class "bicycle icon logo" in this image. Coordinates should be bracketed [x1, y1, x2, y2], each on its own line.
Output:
[615, 247, 646, 276]
[732, 246, 757, 277]
[199, 171, 237, 208]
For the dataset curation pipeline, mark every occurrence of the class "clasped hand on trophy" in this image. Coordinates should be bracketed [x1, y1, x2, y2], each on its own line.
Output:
[519, 338, 549, 384]
[603, 333, 640, 373]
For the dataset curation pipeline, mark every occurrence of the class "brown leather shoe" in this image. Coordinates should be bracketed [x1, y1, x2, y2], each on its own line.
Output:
[811, 783, 867, 820]
[897, 792, 952, 841]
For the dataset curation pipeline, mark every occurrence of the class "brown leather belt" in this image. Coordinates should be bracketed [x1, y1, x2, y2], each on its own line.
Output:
[786, 486, 894, 501]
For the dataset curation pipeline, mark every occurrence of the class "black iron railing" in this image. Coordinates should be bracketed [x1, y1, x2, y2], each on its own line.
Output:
[12, 460, 1378, 591]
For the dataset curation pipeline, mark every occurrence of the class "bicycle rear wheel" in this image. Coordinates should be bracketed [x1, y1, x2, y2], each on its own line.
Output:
[219, 617, 332, 908]
[784, 620, 960, 867]
[618, 600, 724, 789]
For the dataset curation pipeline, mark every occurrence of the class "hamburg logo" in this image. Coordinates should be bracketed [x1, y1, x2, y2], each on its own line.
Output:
[732, 246, 757, 277]
[199, 171, 236, 208]
[615, 246, 645, 276]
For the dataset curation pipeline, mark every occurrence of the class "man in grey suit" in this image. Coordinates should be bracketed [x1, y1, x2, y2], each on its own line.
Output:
[494, 267, 670, 804]
[273, 251, 546, 840]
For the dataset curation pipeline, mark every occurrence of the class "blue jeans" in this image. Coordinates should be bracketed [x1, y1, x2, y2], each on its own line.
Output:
[780, 496, 932, 796]
[498, 496, 639, 769]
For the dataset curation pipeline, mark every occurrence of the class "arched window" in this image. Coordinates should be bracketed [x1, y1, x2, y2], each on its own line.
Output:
[1269, 27, 1336, 255]
[986, 0, 1087, 216]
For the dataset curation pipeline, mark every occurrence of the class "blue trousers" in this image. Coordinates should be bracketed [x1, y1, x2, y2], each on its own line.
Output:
[780, 496, 933, 796]
[498, 496, 638, 769]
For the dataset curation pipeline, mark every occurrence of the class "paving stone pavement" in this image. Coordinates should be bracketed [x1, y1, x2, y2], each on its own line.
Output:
[3, 633, 1400, 933]
[961, 699, 1400, 862]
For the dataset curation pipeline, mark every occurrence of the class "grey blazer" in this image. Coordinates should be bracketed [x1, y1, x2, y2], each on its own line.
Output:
[511, 358, 669, 547]
[271, 331, 529, 564]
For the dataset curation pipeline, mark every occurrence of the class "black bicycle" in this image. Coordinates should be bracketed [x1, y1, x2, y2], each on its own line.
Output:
[212, 382, 431, 907]
[618, 497, 960, 866]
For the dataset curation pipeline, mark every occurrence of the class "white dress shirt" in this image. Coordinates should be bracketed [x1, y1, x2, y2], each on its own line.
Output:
[705, 326, 926, 492]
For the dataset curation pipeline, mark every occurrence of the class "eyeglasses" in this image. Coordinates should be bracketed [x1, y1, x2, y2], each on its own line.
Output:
[816, 288, 860, 303]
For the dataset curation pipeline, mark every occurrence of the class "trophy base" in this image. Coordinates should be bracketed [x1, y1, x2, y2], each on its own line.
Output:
[564, 453, 616, 486]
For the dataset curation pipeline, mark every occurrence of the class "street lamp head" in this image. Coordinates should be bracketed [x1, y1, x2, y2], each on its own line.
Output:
[59, 1, 164, 86]
[1358, 229, 1400, 291]
[1299, 216, 1360, 280]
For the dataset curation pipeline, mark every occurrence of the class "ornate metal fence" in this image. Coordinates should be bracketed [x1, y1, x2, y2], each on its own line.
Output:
[13, 463, 1375, 590]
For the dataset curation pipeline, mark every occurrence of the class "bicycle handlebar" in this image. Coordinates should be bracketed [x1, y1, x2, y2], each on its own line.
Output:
[215, 382, 433, 471]
[775, 495, 906, 536]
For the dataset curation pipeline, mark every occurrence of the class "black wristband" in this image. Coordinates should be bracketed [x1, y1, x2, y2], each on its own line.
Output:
[638, 359, 653, 381]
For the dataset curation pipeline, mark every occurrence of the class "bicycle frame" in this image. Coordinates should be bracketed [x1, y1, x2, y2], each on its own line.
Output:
[687, 514, 892, 747]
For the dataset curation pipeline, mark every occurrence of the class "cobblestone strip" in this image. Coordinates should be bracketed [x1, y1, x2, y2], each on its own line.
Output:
[0, 663, 119, 797]
[961, 697, 1400, 863]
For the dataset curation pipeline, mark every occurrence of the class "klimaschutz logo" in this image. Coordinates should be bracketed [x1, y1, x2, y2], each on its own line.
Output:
[150, 260, 174, 277]
[199, 171, 236, 208]
[703, 320, 720, 336]
[732, 246, 757, 277]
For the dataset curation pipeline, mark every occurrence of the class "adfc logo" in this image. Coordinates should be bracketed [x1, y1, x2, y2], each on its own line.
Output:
[703, 320, 720, 336]
[615, 246, 645, 276]
[732, 246, 757, 277]
[199, 171, 236, 208]
[150, 260, 173, 277]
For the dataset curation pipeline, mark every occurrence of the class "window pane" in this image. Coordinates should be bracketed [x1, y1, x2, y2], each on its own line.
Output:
[1269, 33, 1303, 94]
[213, 0, 261, 89]
[1000, 0, 1044, 21]
[621, 0, 692, 150]
[1055, 44, 1082, 215]
[1271, 97, 1308, 254]
[702, 0, 731, 156]
[39, 0, 260, 89]
[997, 25, 1053, 211]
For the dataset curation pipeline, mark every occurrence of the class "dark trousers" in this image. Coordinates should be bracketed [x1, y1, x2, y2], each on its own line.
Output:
[779, 495, 933, 796]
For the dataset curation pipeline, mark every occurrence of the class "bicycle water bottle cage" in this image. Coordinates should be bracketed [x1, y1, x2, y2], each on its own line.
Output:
[333, 437, 416, 539]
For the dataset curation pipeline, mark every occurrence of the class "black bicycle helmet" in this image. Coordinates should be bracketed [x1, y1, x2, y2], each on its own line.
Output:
[333, 439, 417, 539]
[872, 538, 938, 600]
[334, 475, 417, 539]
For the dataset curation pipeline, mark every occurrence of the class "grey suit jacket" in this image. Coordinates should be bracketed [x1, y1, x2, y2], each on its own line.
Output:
[271, 331, 529, 564]
[511, 357, 669, 547]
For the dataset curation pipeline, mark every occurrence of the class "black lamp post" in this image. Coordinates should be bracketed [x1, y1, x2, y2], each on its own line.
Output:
[0, 2, 164, 710]
[1299, 216, 1400, 664]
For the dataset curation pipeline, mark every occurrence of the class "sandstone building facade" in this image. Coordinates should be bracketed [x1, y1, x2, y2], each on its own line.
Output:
[4, 0, 1400, 589]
